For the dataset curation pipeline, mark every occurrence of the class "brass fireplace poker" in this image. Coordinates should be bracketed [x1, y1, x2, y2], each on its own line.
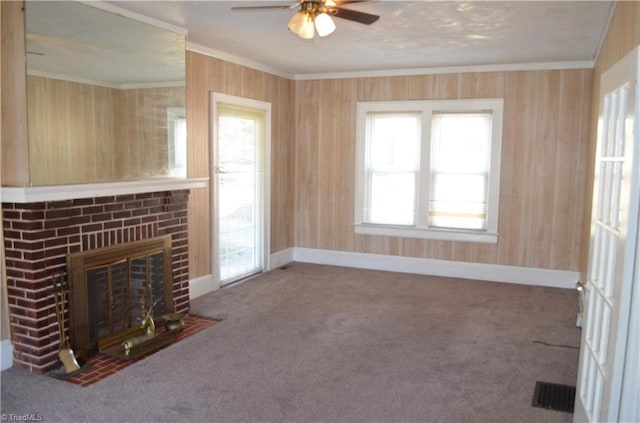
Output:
[51, 273, 82, 374]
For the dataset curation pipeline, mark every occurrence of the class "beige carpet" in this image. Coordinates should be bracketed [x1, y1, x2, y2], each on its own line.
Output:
[1, 262, 580, 422]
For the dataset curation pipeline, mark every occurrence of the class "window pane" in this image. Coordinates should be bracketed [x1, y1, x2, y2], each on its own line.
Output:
[431, 113, 491, 173]
[432, 174, 486, 203]
[368, 113, 420, 171]
[364, 112, 420, 226]
[368, 172, 416, 225]
[429, 174, 487, 230]
[430, 113, 492, 230]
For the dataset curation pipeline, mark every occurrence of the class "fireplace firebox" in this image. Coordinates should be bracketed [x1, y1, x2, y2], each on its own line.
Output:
[67, 236, 174, 359]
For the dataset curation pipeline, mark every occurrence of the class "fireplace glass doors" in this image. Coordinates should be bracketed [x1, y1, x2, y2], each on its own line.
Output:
[67, 236, 173, 359]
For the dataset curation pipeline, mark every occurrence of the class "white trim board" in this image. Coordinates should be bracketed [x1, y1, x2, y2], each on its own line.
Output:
[0, 340, 13, 371]
[189, 247, 577, 300]
[0, 178, 208, 204]
[79, 1, 187, 35]
[292, 248, 578, 289]
[187, 41, 593, 82]
[270, 248, 294, 270]
[187, 42, 294, 80]
[189, 274, 215, 301]
[294, 61, 594, 81]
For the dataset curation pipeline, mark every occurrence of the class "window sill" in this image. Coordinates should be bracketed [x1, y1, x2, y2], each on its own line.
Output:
[354, 223, 498, 244]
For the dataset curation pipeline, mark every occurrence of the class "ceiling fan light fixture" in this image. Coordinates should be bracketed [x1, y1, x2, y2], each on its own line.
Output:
[314, 12, 336, 37]
[288, 11, 315, 39]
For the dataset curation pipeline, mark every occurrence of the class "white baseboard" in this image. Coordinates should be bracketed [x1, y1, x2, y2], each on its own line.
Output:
[187, 248, 573, 299]
[1, 339, 13, 371]
[270, 248, 294, 269]
[189, 274, 215, 300]
[292, 247, 579, 289]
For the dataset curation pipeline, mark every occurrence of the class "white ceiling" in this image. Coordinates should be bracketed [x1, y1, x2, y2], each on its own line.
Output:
[104, 0, 614, 79]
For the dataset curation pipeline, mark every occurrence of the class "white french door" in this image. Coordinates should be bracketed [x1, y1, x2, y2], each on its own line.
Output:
[211, 93, 271, 287]
[575, 47, 640, 422]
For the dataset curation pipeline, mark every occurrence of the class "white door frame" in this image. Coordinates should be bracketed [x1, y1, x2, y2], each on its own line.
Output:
[618, 47, 640, 423]
[575, 46, 640, 422]
[619, 207, 640, 421]
[210, 92, 271, 290]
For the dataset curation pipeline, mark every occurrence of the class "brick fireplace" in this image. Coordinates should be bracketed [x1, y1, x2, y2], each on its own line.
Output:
[2, 189, 191, 373]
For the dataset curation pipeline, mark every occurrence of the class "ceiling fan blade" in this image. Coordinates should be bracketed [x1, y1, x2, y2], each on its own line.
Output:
[331, 7, 379, 25]
[231, 5, 295, 11]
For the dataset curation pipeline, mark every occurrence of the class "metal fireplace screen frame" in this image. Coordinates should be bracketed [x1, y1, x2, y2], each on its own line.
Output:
[67, 236, 173, 359]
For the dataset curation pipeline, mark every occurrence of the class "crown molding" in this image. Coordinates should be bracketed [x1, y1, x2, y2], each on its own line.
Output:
[186, 42, 295, 80]
[77, 1, 188, 35]
[26, 70, 184, 90]
[187, 43, 594, 81]
[293, 61, 595, 80]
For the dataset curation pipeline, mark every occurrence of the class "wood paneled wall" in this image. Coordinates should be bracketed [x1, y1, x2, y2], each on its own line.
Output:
[27, 76, 185, 184]
[1, 1, 29, 186]
[294, 69, 594, 271]
[115, 86, 185, 180]
[581, 1, 640, 278]
[27, 76, 117, 183]
[185, 51, 295, 278]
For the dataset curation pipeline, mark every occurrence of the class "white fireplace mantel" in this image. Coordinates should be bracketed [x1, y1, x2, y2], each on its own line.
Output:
[0, 178, 209, 203]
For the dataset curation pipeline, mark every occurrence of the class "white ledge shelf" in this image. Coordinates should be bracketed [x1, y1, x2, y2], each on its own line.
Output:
[0, 178, 209, 203]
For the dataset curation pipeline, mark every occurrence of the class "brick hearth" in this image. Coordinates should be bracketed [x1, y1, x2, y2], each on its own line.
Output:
[2, 190, 191, 373]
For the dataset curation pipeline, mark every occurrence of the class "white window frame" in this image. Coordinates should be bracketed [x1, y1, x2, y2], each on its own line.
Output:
[354, 98, 503, 243]
[167, 106, 187, 177]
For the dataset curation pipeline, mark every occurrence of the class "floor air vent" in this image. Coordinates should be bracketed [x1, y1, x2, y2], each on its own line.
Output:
[532, 381, 576, 413]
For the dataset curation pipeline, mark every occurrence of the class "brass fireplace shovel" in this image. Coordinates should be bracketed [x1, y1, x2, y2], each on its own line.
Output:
[53, 276, 81, 374]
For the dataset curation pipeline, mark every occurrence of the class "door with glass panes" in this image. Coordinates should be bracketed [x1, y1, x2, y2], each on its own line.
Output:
[211, 93, 270, 287]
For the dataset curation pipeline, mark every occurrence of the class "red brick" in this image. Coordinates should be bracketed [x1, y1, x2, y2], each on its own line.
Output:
[12, 220, 44, 231]
[71, 198, 94, 206]
[113, 210, 132, 219]
[45, 246, 69, 258]
[125, 201, 143, 210]
[22, 229, 57, 240]
[83, 205, 105, 215]
[5, 249, 22, 259]
[104, 220, 123, 230]
[94, 196, 115, 204]
[105, 202, 125, 212]
[124, 217, 141, 226]
[57, 226, 80, 236]
[47, 200, 74, 209]
[22, 249, 47, 261]
[44, 237, 69, 248]
[44, 219, 72, 229]
[7, 268, 26, 278]
[45, 208, 81, 219]
[115, 194, 135, 202]
[3, 210, 21, 219]
[14, 202, 46, 211]
[141, 215, 158, 224]
[82, 223, 103, 233]
[132, 208, 151, 217]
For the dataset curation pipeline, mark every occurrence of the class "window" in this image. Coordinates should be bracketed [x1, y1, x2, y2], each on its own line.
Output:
[355, 99, 503, 243]
[167, 107, 187, 177]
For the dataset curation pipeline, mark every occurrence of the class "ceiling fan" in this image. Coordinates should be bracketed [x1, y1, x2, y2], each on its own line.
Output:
[231, 0, 380, 40]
